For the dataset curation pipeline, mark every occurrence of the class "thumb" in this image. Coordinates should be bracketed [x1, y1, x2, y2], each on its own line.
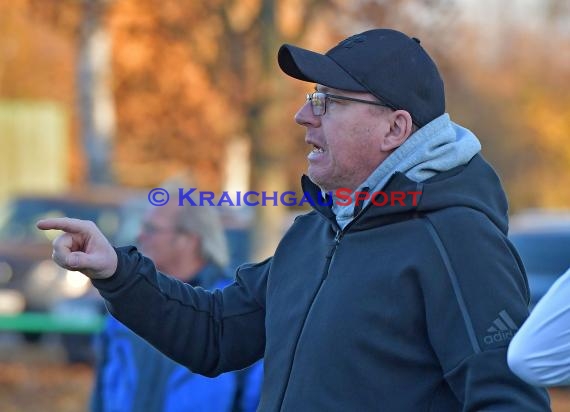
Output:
[66, 250, 116, 279]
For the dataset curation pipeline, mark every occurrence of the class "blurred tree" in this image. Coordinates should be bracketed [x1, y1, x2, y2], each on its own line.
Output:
[107, 1, 236, 189]
[107, 0, 340, 257]
[11, 0, 464, 256]
[23, 0, 116, 186]
[4, 0, 568, 254]
[438, 13, 570, 212]
[0, 0, 86, 187]
[208, 0, 463, 256]
[77, 0, 115, 184]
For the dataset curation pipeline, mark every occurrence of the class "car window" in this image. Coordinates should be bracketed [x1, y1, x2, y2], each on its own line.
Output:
[510, 232, 570, 275]
[0, 198, 120, 243]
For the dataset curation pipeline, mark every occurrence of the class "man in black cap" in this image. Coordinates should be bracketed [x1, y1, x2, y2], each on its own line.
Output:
[38, 29, 550, 411]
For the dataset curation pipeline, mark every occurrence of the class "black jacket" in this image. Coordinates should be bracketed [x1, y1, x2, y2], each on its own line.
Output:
[94, 155, 550, 411]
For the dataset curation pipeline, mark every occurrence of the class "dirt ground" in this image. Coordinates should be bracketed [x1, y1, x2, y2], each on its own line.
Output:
[1, 337, 570, 411]
[0, 338, 93, 412]
[0, 363, 92, 412]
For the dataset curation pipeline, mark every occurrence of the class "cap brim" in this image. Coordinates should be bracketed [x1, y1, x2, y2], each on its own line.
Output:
[278, 44, 367, 92]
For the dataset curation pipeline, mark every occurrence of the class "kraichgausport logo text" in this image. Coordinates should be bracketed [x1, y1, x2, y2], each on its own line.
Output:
[147, 188, 422, 208]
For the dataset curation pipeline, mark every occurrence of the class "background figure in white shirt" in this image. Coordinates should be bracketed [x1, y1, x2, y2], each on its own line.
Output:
[508, 267, 570, 386]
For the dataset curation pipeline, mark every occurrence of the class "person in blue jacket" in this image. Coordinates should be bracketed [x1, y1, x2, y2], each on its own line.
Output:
[40, 29, 549, 411]
[90, 184, 262, 412]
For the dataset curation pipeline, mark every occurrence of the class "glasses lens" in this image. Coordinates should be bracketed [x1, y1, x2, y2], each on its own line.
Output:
[308, 92, 326, 116]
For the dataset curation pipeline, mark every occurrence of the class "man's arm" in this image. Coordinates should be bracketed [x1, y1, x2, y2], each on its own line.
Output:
[94, 246, 268, 376]
[508, 267, 570, 386]
[37, 218, 268, 376]
[422, 213, 551, 411]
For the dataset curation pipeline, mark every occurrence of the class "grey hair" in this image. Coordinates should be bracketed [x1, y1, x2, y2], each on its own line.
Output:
[161, 178, 229, 268]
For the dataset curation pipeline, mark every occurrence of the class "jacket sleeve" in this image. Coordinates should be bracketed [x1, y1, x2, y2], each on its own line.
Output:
[422, 212, 551, 411]
[508, 267, 570, 386]
[91, 246, 268, 377]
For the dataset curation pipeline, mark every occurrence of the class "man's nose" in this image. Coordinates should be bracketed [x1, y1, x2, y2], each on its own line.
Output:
[295, 101, 321, 128]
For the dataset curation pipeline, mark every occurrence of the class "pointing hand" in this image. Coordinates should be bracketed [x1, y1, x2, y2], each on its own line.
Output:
[36, 218, 118, 280]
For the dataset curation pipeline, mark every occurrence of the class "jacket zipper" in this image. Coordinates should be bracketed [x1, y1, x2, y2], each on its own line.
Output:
[278, 204, 372, 409]
[322, 229, 342, 279]
[278, 229, 342, 410]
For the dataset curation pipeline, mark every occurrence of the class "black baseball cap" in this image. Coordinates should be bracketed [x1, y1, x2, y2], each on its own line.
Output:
[278, 29, 445, 127]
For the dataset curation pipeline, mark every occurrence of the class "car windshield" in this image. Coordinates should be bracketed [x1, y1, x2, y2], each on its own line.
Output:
[510, 232, 570, 275]
[0, 197, 121, 243]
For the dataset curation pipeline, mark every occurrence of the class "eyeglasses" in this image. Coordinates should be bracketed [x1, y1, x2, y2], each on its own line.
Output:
[140, 222, 179, 235]
[305, 91, 393, 116]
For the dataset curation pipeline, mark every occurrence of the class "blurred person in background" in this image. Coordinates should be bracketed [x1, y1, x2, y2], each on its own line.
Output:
[90, 181, 262, 412]
[39, 29, 549, 411]
[508, 267, 570, 386]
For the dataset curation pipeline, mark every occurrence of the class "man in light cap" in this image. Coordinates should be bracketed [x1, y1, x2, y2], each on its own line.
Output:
[38, 29, 550, 411]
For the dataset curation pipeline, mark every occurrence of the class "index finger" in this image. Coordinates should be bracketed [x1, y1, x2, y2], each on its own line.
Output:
[36, 217, 91, 234]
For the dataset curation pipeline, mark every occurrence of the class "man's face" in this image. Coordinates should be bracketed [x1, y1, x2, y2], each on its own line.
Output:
[136, 204, 183, 272]
[295, 85, 392, 192]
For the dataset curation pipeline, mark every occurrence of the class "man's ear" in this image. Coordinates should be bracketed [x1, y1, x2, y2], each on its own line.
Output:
[379, 110, 414, 152]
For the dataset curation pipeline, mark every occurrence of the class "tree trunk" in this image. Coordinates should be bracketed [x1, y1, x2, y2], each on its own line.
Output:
[77, 0, 115, 184]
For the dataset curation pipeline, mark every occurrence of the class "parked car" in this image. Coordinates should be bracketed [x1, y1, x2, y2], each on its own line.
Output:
[0, 188, 146, 339]
[0, 187, 148, 363]
[509, 210, 570, 309]
[0, 187, 256, 362]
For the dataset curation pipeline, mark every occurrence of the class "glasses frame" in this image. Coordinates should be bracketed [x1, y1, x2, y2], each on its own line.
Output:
[306, 91, 393, 116]
[140, 222, 182, 236]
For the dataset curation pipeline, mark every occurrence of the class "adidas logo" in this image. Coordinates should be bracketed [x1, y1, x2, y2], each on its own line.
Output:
[483, 310, 518, 345]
